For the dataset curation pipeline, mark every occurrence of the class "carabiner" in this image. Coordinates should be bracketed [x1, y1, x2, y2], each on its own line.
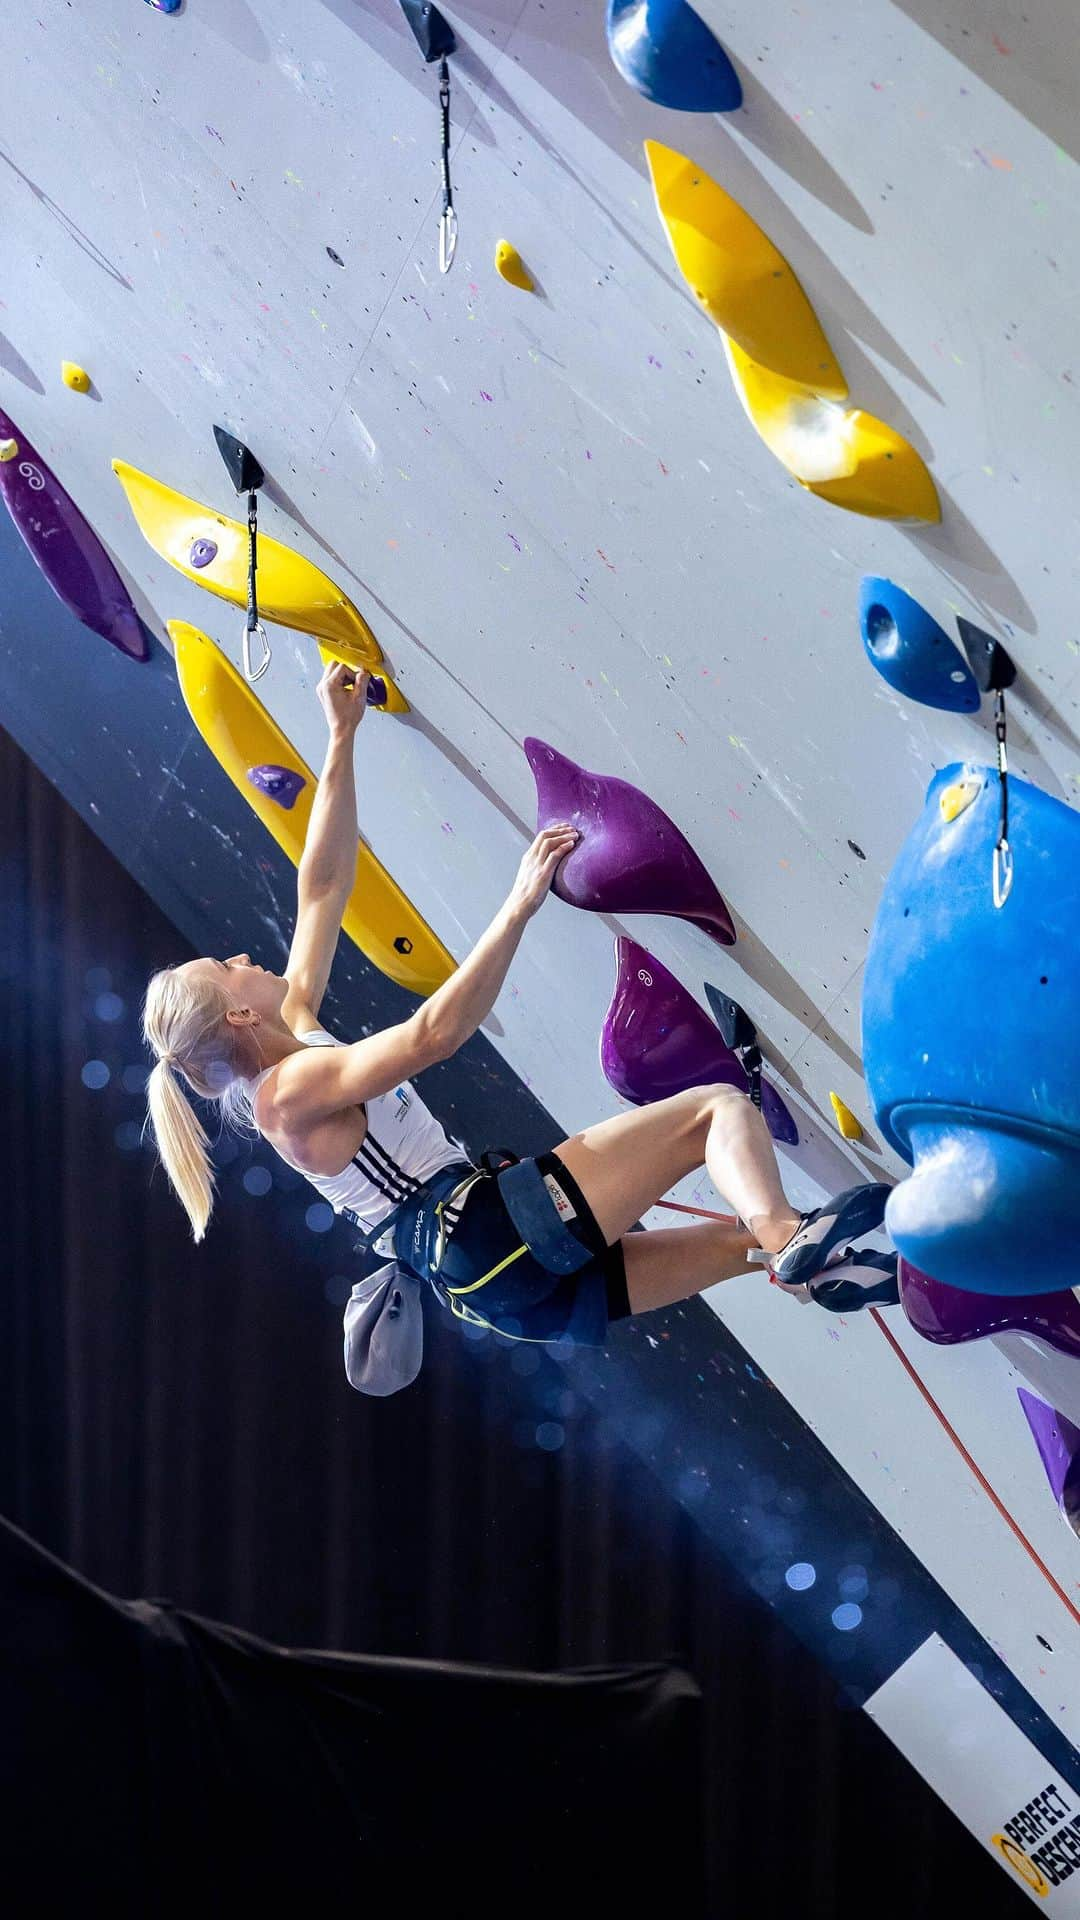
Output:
[439, 203, 458, 275]
[992, 840, 1013, 911]
[242, 618, 272, 684]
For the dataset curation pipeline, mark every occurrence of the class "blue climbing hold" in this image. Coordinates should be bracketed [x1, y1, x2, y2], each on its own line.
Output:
[859, 577, 980, 713]
[144, 0, 183, 12]
[606, 0, 742, 112]
[863, 762, 1080, 1295]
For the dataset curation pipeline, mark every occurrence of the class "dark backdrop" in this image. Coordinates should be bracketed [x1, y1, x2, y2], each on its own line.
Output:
[1, 723, 1022, 1916]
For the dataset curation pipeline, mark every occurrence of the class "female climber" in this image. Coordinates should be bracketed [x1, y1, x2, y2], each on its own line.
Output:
[142, 660, 895, 1372]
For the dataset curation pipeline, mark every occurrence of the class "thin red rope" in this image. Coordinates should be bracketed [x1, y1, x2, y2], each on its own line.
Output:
[658, 1197, 1080, 1629]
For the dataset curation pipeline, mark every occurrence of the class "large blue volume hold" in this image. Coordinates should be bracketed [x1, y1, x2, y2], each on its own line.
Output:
[606, 0, 742, 111]
[859, 576, 980, 713]
[863, 762, 1080, 1295]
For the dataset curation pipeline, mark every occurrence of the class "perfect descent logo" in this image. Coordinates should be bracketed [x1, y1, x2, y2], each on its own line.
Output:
[990, 1781, 1080, 1896]
[990, 1833, 1050, 1899]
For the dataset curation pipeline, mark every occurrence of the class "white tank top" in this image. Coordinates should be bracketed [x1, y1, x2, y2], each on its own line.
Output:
[251, 1026, 472, 1241]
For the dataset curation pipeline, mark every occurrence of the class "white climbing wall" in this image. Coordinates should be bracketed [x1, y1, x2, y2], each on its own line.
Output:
[2, 0, 1079, 1766]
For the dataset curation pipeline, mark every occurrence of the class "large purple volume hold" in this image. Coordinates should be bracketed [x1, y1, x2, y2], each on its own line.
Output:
[897, 1257, 1080, 1363]
[524, 737, 735, 946]
[0, 409, 146, 660]
[600, 937, 798, 1145]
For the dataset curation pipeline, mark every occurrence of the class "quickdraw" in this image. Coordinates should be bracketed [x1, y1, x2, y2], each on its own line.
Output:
[992, 688, 1013, 910]
[437, 56, 458, 274]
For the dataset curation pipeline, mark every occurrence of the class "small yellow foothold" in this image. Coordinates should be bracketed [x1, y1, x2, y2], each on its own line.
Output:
[830, 1092, 864, 1141]
[494, 240, 535, 292]
[939, 777, 980, 824]
[0, 438, 19, 462]
[62, 361, 92, 393]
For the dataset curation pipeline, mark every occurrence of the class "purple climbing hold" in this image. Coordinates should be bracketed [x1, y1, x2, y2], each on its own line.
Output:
[897, 1257, 1080, 1364]
[246, 763, 307, 810]
[524, 738, 735, 947]
[600, 937, 798, 1145]
[750, 1075, 796, 1145]
[0, 407, 146, 661]
[757, 1076, 798, 1146]
[1017, 1389, 1080, 1537]
[190, 537, 219, 570]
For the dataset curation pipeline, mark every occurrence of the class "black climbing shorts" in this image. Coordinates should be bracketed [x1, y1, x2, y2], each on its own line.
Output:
[436, 1151, 631, 1346]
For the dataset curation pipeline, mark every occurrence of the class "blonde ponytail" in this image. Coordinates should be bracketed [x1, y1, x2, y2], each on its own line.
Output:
[144, 1057, 218, 1241]
[141, 968, 260, 1242]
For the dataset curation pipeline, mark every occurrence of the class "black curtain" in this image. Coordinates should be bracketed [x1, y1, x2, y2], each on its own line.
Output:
[0, 724, 1019, 1915]
[1, 1513, 701, 1910]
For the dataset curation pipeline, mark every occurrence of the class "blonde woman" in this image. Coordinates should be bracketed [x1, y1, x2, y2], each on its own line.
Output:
[143, 663, 894, 1367]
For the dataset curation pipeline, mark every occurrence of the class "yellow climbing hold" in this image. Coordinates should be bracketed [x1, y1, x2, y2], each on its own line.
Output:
[113, 458, 407, 706]
[645, 140, 940, 524]
[830, 1092, 864, 1141]
[0, 438, 19, 463]
[62, 362, 92, 393]
[168, 621, 451, 995]
[315, 644, 409, 714]
[725, 340, 941, 521]
[495, 240, 535, 292]
[939, 776, 981, 824]
[644, 141, 846, 397]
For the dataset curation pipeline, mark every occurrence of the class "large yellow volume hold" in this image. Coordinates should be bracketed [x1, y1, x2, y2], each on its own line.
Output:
[646, 141, 941, 525]
[114, 460, 408, 705]
[644, 140, 847, 399]
[725, 340, 941, 522]
[168, 621, 455, 996]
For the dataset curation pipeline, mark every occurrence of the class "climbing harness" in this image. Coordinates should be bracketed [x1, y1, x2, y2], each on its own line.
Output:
[352, 1149, 599, 1348]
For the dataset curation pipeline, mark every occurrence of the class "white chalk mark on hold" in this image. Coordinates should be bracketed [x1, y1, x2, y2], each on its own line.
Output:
[435, 374, 451, 393]
[275, 56, 308, 93]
